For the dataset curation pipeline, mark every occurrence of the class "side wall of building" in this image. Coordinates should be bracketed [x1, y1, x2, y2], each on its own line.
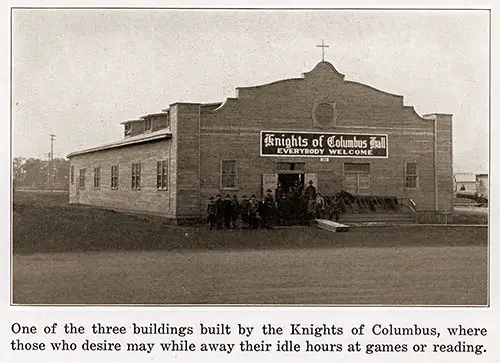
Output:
[68, 139, 174, 216]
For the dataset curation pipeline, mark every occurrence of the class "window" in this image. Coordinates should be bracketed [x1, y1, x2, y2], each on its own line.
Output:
[70, 165, 74, 184]
[144, 118, 152, 132]
[343, 163, 371, 196]
[221, 160, 236, 189]
[111, 165, 119, 189]
[79, 168, 86, 189]
[93, 167, 101, 188]
[124, 124, 131, 136]
[131, 163, 141, 189]
[405, 162, 419, 188]
[157, 160, 168, 190]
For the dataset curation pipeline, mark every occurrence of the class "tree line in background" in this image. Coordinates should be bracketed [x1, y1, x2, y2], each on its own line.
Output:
[13, 157, 70, 191]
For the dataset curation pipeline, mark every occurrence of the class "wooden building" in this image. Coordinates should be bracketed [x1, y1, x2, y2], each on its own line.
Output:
[67, 61, 453, 223]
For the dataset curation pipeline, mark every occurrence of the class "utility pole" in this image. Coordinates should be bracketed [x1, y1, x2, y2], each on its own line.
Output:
[45, 152, 51, 191]
[49, 134, 56, 192]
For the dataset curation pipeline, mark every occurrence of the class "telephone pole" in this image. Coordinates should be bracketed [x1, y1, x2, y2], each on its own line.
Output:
[49, 134, 56, 192]
[45, 152, 51, 191]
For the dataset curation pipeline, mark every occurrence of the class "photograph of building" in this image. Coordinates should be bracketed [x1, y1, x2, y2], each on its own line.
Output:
[67, 60, 453, 223]
[12, 9, 488, 307]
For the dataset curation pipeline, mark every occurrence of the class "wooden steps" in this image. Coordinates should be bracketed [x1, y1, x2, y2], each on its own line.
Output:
[315, 219, 350, 232]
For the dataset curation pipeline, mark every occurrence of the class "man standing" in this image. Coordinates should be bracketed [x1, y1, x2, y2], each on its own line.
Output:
[215, 194, 224, 230]
[304, 180, 317, 199]
[329, 193, 346, 222]
[248, 195, 259, 229]
[207, 196, 217, 230]
[315, 192, 326, 219]
[306, 196, 316, 226]
[240, 195, 250, 229]
[264, 189, 275, 226]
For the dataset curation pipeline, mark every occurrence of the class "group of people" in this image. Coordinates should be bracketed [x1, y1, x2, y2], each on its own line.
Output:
[206, 194, 273, 230]
[206, 180, 346, 229]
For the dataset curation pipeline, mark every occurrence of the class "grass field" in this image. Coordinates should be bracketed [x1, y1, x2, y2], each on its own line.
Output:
[12, 191, 488, 305]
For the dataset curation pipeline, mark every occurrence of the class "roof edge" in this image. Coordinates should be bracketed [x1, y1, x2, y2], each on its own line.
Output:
[67, 131, 171, 158]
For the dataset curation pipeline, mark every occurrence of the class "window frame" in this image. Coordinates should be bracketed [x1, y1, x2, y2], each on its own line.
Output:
[131, 163, 141, 190]
[405, 162, 419, 189]
[220, 159, 237, 190]
[70, 165, 74, 185]
[144, 118, 152, 132]
[111, 165, 119, 190]
[93, 166, 101, 189]
[79, 168, 86, 189]
[124, 123, 131, 136]
[156, 160, 168, 191]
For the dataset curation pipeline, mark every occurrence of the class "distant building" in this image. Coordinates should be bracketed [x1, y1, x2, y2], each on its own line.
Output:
[454, 173, 477, 194]
[476, 173, 488, 198]
[67, 61, 453, 223]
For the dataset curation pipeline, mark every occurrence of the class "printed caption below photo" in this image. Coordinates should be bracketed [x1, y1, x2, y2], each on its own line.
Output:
[9, 321, 488, 356]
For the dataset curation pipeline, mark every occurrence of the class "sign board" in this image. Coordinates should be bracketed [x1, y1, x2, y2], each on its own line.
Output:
[260, 131, 388, 158]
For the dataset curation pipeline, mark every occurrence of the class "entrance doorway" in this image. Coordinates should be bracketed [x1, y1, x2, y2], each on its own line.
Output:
[278, 173, 304, 194]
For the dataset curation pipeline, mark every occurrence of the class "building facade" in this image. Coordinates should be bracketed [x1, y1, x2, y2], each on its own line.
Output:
[68, 61, 453, 222]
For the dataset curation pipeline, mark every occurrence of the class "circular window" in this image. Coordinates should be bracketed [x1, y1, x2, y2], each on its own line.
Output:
[315, 102, 334, 126]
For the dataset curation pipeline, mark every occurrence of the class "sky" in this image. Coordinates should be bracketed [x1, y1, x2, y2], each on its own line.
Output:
[11, 9, 489, 173]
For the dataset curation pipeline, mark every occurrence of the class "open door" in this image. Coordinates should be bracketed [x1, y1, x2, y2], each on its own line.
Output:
[262, 174, 278, 196]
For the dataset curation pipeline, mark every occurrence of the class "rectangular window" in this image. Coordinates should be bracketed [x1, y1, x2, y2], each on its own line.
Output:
[111, 165, 119, 189]
[131, 163, 141, 189]
[156, 160, 168, 190]
[343, 163, 371, 196]
[70, 165, 74, 184]
[124, 123, 131, 136]
[144, 118, 152, 131]
[221, 160, 237, 189]
[79, 168, 86, 189]
[405, 162, 419, 188]
[93, 167, 101, 188]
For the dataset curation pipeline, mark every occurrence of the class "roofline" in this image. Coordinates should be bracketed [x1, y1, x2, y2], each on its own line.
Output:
[140, 112, 169, 119]
[120, 119, 142, 125]
[67, 132, 171, 158]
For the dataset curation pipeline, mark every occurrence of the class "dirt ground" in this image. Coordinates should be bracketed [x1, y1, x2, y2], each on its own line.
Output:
[11, 191, 489, 305]
[13, 246, 487, 305]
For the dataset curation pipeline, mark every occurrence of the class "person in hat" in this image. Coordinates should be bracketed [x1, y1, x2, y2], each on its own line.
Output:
[304, 180, 317, 200]
[240, 194, 250, 229]
[248, 194, 259, 229]
[207, 196, 217, 230]
[264, 188, 276, 226]
[215, 194, 224, 229]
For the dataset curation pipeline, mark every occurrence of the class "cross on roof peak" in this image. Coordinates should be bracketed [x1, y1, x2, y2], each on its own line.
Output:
[316, 40, 330, 62]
